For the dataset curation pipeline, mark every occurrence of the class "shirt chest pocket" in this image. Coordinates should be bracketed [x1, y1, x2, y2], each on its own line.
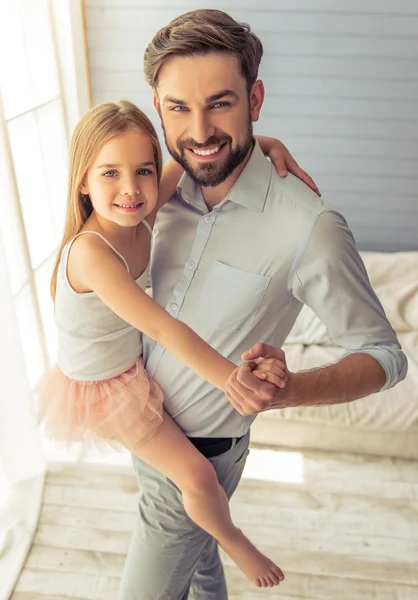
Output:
[196, 260, 271, 333]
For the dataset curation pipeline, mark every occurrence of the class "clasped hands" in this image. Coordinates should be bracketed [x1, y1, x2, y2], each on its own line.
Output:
[226, 343, 292, 416]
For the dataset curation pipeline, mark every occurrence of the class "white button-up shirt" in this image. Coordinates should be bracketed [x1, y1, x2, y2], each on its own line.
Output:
[143, 142, 407, 437]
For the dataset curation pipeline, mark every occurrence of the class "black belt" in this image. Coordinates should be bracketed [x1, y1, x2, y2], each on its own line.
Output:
[188, 435, 245, 459]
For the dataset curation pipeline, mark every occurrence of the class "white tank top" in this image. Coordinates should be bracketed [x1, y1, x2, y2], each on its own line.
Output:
[54, 220, 152, 381]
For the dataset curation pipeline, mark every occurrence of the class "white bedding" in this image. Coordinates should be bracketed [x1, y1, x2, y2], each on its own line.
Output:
[275, 251, 418, 431]
[287, 251, 418, 345]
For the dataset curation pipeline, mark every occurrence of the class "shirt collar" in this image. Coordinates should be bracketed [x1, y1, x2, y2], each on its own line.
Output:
[176, 140, 272, 213]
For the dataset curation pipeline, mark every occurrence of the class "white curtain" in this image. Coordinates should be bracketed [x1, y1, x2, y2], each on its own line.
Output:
[0, 229, 46, 600]
[0, 0, 82, 595]
[0, 89, 47, 599]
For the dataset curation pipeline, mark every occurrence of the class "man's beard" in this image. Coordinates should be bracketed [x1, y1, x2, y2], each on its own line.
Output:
[163, 117, 254, 187]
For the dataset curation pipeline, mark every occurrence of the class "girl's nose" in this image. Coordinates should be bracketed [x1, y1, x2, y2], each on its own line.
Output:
[121, 176, 139, 196]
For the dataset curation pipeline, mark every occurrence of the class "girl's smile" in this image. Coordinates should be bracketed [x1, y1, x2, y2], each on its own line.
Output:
[114, 200, 144, 212]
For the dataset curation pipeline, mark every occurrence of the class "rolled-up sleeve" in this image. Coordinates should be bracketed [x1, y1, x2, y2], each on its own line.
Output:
[291, 209, 408, 391]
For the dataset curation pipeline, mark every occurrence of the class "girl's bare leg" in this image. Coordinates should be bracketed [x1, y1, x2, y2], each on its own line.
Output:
[126, 410, 284, 588]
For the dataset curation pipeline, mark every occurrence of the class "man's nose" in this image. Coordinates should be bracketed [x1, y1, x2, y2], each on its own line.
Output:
[189, 112, 215, 145]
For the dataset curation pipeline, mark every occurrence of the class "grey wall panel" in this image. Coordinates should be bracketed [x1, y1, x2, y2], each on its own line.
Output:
[85, 0, 418, 250]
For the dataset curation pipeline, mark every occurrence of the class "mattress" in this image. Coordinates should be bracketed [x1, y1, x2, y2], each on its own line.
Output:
[267, 332, 418, 431]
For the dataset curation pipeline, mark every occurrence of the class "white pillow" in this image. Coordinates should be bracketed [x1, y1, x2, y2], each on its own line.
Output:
[286, 251, 418, 345]
[362, 251, 418, 333]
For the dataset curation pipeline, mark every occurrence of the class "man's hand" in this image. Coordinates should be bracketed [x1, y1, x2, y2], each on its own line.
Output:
[228, 343, 390, 416]
[226, 343, 292, 416]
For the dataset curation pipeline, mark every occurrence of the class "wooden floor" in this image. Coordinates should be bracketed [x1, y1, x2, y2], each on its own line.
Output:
[10, 445, 418, 600]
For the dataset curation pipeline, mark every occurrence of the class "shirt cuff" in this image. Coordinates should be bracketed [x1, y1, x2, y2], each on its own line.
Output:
[344, 344, 408, 392]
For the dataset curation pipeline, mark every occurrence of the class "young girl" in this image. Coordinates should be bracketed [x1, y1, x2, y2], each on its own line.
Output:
[35, 101, 300, 589]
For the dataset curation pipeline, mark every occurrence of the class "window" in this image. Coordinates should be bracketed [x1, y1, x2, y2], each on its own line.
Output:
[0, 0, 90, 387]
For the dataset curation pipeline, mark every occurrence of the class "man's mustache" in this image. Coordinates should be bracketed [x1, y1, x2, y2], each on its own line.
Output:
[178, 136, 232, 150]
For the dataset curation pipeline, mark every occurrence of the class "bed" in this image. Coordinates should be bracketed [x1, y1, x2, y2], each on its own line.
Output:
[251, 251, 418, 459]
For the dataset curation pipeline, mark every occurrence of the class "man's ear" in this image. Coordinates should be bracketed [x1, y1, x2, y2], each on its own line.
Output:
[153, 90, 162, 119]
[250, 80, 265, 123]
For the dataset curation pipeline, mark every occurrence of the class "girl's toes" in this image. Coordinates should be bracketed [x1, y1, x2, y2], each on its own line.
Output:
[270, 571, 281, 586]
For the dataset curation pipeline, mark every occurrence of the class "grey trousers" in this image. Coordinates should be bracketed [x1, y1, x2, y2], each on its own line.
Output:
[117, 432, 250, 600]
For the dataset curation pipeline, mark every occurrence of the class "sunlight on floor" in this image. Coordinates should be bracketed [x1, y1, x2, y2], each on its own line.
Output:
[42, 436, 306, 480]
[242, 447, 305, 484]
[42, 437, 131, 466]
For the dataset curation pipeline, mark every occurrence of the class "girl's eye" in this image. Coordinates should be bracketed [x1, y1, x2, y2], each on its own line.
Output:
[137, 169, 153, 176]
[103, 170, 117, 177]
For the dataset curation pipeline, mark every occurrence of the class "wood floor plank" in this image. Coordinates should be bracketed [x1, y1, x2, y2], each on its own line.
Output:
[13, 569, 120, 600]
[11, 594, 90, 600]
[43, 474, 418, 517]
[47, 457, 418, 499]
[241, 473, 418, 501]
[43, 485, 137, 513]
[249, 444, 418, 483]
[32, 520, 418, 566]
[25, 545, 126, 578]
[243, 523, 418, 562]
[224, 565, 418, 600]
[278, 570, 418, 600]
[48, 448, 418, 485]
[41, 495, 418, 544]
[26, 543, 418, 586]
[230, 496, 418, 539]
[34, 524, 130, 555]
[40, 504, 135, 533]
[15, 564, 418, 600]
[46, 464, 136, 491]
[223, 546, 418, 586]
[234, 482, 418, 516]
[12, 448, 418, 600]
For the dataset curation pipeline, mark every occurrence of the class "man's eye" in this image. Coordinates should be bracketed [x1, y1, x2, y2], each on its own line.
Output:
[172, 106, 187, 112]
[212, 102, 230, 109]
[103, 170, 117, 177]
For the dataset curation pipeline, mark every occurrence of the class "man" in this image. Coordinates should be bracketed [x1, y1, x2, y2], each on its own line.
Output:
[118, 9, 407, 600]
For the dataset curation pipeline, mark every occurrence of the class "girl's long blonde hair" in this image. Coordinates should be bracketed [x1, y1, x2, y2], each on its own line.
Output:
[50, 100, 163, 300]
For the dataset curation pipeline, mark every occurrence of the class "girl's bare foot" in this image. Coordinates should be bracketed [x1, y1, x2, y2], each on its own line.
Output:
[220, 528, 284, 587]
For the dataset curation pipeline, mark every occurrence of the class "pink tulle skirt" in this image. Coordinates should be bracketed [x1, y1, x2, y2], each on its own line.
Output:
[33, 359, 164, 450]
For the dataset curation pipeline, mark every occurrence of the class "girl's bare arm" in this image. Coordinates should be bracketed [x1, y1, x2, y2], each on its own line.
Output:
[70, 235, 235, 391]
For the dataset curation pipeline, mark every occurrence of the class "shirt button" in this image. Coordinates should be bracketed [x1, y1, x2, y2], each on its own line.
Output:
[187, 261, 195, 269]
[204, 216, 211, 223]
[171, 303, 178, 311]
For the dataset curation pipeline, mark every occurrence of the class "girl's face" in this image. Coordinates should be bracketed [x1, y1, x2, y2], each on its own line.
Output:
[81, 129, 159, 227]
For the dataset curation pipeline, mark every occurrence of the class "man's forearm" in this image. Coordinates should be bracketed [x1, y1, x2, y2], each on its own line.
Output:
[281, 353, 386, 408]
